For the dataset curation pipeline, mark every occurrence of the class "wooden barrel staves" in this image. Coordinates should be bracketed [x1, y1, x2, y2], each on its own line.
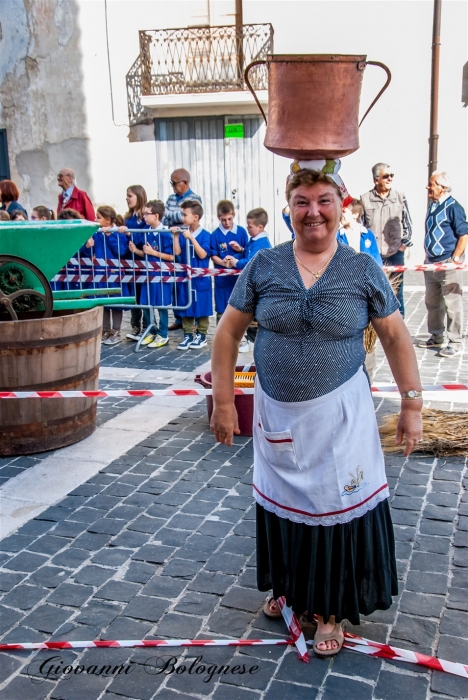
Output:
[0, 307, 103, 455]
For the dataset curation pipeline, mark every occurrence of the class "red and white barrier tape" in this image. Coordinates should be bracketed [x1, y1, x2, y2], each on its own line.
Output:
[0, 384, 466, 399]
[0, 633, 466, 677]
[384, 262, 466, 273]
[343, 633, 468, 678]
[55, 258, 467, 282]
[277, 596, 309, 662]
[0, 638, 291, 652]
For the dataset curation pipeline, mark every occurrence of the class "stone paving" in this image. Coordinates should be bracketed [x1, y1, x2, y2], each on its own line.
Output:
[0, 281, 467, 700]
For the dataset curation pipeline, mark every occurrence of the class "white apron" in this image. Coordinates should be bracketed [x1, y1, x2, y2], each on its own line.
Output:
[253, 368, 389, 527]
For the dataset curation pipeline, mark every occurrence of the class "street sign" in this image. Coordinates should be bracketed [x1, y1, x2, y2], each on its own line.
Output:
[225, 123, 244, 139]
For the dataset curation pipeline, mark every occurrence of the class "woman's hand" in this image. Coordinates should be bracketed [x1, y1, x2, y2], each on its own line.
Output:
[395, 403, 423, 456]
[210, 404, 240, 446]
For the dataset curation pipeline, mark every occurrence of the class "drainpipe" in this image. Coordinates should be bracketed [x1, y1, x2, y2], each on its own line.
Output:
[428, 0, 442, 182]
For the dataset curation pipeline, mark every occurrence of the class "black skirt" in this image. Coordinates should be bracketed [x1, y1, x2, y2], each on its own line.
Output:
[256, 499, 398, 626]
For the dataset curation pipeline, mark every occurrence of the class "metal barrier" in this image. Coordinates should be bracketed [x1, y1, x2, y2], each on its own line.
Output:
[51, 229, 193, 351]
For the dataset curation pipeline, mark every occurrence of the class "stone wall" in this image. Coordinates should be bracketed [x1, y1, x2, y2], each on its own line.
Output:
[0, 0, 92, 212]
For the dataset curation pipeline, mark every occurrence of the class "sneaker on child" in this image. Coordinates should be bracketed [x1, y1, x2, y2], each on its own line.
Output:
[126, 326, 142, 341]
[103, 331, 122, 346]
[102, 330, 112, 342]
[189, 333, 207, 349]
[140, 333, 156, 346]
[147, 335, 169, 349]
[178, 334, 193, 350]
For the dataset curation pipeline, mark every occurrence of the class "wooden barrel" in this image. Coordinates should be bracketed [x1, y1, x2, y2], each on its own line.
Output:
[0, 307, 103, 455]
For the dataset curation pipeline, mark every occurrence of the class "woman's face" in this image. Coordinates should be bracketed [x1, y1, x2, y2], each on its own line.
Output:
[289, 183, 342, 245]
[126, 189, 137, 209]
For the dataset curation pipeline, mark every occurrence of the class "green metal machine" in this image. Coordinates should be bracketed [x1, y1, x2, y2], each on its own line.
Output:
[0, 220, 135, 320]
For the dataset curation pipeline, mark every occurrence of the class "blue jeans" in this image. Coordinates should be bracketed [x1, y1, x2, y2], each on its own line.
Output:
[143, 308, 169, 338]
[383, 249, 405, 317]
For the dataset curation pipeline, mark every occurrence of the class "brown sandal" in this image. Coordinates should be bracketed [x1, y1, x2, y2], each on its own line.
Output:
[312, 622, 344, 658]
[263, 597, 282, 619]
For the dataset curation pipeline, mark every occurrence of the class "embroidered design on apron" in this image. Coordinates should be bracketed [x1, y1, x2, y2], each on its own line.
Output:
[253, 368, 389, 527]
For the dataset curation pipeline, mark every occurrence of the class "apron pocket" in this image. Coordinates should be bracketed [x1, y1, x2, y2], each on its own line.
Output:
[257, 417, 299, 471]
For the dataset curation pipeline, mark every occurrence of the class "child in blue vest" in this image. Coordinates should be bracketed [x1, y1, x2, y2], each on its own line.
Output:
[172, 200, 213, 350]
[224, 207, 272, 352]
[121, 184, 149, 341]
[92, 206, 129, 345]
[210, 200, 249, 322]
[129, 200, 174, 349]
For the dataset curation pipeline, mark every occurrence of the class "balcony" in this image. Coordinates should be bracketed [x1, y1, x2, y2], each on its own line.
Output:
[126, 23, 273, 125]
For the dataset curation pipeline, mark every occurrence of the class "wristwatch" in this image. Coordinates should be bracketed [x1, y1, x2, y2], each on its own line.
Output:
[453, 256, 460, 263]
[401, 390, 423, 400]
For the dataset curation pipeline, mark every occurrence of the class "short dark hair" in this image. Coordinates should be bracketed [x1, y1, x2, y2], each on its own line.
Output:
[0, 179, 20, 203]
[180, 200, 203, 219]
[58, 208, 83, 220]
[145, 199, 165, 220]
[286, 169, 343, 202]
[217, 199, 235, 216]
[247, 207, 268, 227]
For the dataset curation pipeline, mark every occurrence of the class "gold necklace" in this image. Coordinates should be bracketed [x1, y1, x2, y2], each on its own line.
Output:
[293, 241, 337, 280]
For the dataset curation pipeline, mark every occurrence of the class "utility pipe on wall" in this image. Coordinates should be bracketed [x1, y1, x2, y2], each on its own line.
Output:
[428, 0, 442, 181]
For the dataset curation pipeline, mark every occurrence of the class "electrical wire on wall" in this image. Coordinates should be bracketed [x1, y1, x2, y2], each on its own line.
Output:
[104, 0, 129, 128]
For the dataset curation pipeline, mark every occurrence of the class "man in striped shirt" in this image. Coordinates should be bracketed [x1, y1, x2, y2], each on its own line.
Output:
[162, 168, 202, 227]
[361, 163, 413, 317]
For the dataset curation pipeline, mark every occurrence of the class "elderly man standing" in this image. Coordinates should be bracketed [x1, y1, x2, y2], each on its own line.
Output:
[361, 163, 413, 316]
[163, 168, 202, 227]
[57, 168, 95, 221]
[418, 172, 468, 358]
[163, 168, 202, 330]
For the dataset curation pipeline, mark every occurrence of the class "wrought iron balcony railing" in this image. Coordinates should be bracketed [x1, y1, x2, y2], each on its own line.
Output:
[126, 23, 273, 125]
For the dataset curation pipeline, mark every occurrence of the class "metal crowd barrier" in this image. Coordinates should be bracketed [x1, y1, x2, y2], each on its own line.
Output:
[51, 228, 193, 351]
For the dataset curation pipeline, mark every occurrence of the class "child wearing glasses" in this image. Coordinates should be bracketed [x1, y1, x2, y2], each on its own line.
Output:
[130, 200, 174, 349]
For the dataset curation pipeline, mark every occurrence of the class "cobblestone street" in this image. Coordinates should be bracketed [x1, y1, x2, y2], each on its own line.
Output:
[0, 279, 467, 700]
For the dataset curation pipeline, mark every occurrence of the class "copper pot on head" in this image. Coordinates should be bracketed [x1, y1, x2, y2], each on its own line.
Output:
[244, 55, 391, 161]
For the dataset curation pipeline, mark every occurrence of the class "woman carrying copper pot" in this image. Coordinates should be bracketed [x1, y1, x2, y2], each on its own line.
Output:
[210, 168, 422, 658]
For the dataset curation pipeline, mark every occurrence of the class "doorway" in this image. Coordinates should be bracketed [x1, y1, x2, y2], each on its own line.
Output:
[154, 115, 276, 233]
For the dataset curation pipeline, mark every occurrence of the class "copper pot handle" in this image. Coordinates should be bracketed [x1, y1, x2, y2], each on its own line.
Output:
[244, 60, 268, 124]
[358, 60, 392, 126]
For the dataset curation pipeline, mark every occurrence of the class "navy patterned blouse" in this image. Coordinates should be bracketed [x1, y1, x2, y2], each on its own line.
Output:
[229, 241, 399, 402]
